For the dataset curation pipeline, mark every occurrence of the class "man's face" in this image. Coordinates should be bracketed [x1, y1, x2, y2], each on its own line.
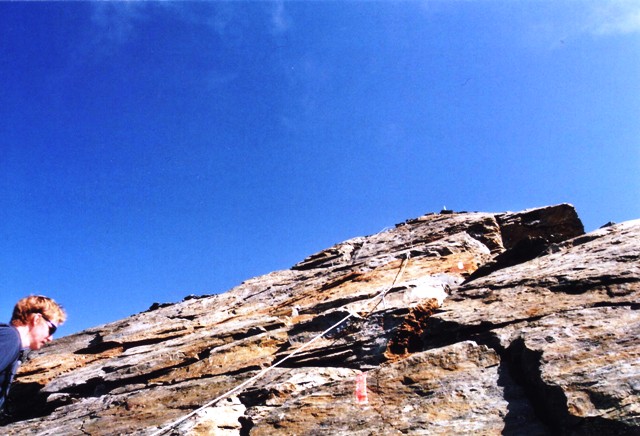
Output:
[28, 313, 57, 350]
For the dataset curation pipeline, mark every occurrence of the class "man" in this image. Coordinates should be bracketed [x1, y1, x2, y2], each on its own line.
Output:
[0, 295, 66, 416]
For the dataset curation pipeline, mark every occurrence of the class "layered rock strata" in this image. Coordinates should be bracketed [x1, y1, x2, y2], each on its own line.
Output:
[3, 204, 638, 435]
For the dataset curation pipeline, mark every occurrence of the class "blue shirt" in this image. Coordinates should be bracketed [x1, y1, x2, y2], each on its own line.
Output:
[0, 324, 22, 412]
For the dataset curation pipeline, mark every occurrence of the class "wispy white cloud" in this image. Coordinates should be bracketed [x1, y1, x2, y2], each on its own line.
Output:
[585, 1, 640, 35]
[87, 2, 293, 47]
[90, 2, 146, 46]
[522, 1, 640, 51]
[270, 1, 291, 35]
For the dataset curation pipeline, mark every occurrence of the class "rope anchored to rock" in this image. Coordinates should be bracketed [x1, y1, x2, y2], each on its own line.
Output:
[149, 253, 410, 436]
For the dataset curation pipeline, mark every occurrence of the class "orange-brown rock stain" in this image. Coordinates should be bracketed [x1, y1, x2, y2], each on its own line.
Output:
[384, 299, 440, 361]
[271, 253, 480, 319]
[148, 332, 289, 385]
[18, 346, 125, 387]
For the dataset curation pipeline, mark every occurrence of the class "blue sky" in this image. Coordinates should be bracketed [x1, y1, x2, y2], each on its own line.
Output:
[1, 1, 639, 336]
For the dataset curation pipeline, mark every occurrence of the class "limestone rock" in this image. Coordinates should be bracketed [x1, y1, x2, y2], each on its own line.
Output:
[3, 204, 638, 435]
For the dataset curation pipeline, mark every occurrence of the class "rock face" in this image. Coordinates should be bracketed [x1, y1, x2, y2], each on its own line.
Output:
[3, 204, 639, 435]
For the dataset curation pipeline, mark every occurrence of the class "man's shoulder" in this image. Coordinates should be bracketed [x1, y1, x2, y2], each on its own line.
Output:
[0, 325, 21, 374]
[0, 324, 20, 350]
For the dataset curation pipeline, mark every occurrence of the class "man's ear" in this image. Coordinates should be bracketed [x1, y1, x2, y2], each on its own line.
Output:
[27, 313, 39, 327]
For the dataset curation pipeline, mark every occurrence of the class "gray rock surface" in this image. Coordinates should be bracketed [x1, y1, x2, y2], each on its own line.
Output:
[2, 204, 637, 435]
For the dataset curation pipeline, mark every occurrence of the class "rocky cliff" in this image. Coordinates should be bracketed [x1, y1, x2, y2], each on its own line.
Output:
[3, 204, 639, 435]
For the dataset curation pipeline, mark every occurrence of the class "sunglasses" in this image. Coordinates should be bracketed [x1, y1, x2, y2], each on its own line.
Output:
[41, 315, 58, 336]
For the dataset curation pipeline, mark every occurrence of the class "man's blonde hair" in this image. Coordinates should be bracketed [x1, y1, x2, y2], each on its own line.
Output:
[10, 295, 67, 326]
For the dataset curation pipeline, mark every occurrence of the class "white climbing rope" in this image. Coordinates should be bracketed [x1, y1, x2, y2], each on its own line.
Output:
[148, 253, 410, 436]
[365, 252, 410, 316]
